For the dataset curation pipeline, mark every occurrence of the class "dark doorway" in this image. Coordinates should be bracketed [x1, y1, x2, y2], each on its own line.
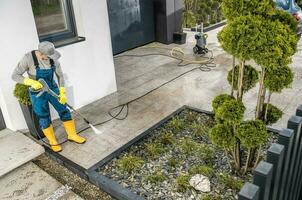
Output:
[106, 0, 155, 55]
[0, 108, 6, 131]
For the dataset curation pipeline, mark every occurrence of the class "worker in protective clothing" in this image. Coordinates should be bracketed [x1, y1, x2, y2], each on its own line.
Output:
[12, 41, 86, 152]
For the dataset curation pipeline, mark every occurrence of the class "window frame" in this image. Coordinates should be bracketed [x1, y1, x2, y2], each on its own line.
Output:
[32, 0, 78, 43]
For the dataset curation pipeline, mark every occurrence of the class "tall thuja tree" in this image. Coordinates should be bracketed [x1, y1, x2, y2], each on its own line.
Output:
[210, 0, 298, 174]
[253, 16, 298, 119]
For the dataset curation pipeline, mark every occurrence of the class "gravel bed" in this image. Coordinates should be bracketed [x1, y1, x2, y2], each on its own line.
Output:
[98, 109, 278, 200]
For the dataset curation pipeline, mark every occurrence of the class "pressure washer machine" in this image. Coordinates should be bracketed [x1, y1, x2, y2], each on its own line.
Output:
[193, 24, 208, 55]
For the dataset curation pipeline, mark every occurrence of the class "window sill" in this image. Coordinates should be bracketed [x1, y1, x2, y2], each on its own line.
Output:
[53, 36, 86, 48]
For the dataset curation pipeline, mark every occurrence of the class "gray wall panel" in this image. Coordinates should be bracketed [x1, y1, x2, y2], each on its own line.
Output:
[107, 0, 155, 55]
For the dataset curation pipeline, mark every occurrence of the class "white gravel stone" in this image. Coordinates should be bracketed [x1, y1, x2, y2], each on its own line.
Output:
[189, 174, 211, 192]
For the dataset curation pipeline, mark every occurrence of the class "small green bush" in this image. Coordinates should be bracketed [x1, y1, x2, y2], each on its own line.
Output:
[183, 10, 196, 28]
[218, 173, 244, 190]
[190, 122, 209, 139]
[157, 132, 175, 145]
[227, 65, 259, 92]
[264, 65, 294, 93]
[235, 120, 268, 148]
[145, 143, 165, 158]
[189, 165, 215, 177]
[166, 118, 185, 132]
[175, 174, 191, 192]
[179, 138, 199, 154]
[13, 83, 31, 105]
[212, 94, 235, 113]
[117, 155, 144, 173]
[210, 19, 217, 25]
[167, 157, 181, 168]
[262, 103, 283, 125]
[185, 111, 198, 123]
[197, 144, 215, 165]
[209, 123, 236, 149]
[147, 169, 166, 184]
[215, 99, 245, 124]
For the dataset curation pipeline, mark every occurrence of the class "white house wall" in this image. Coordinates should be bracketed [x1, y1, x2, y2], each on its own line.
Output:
[0, 0, 117, 131]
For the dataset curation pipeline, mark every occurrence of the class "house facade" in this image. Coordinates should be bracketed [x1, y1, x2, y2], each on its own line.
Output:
[0, 0, 183, 131]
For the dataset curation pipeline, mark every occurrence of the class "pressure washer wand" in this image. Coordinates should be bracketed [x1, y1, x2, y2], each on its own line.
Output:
[63, 102, 102, 135]
[38, 79, 102, 135]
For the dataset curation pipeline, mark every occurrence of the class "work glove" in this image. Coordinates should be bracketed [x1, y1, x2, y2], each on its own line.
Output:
[58, 87, 67, 105]
[23, 78, 43, 90]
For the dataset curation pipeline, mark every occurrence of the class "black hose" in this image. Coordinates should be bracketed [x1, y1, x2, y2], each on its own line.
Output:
[77, 50, 216, 133]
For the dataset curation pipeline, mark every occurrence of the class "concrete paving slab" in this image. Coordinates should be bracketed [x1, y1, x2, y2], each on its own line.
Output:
[50, 27, 302, 170]
[0, 162, 82, 200]
[0, 129, 44, 177]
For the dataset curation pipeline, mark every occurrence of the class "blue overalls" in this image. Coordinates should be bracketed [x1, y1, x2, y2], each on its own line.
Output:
[29, 51, 71, 129]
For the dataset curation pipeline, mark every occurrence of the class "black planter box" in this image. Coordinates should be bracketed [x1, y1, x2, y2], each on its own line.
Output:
[19, 103, 44, 139]
[173, 32, 187, 44]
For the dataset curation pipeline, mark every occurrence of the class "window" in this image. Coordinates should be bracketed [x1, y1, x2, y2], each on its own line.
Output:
[31, 0, 84, 46]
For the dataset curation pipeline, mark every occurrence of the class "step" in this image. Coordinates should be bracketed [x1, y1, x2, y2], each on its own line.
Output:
[0, 162, 83, 200]
[0, 129, 44, 176]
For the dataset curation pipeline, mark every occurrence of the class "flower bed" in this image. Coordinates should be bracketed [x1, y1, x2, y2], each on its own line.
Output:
[98, 109, 277, 200]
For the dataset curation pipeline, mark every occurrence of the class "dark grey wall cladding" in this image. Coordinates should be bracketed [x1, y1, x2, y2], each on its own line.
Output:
[107, 0, 155, 55]
[154, 0, 184, 44]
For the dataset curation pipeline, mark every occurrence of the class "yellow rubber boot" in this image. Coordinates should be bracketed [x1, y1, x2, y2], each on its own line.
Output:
[42, 125, 62, 152]
[63, 120, 86, 144]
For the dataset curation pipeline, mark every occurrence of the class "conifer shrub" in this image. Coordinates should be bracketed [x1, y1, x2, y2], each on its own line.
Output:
[262, 103, 283, 125]
[212, 94, 235, 113]
[215, 99, 245, 124]
[227, 65, 259, 92]
[235, 120, 268, 148]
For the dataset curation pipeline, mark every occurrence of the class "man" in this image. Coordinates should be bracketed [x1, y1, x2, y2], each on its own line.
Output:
[12, 41, 86, 152]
